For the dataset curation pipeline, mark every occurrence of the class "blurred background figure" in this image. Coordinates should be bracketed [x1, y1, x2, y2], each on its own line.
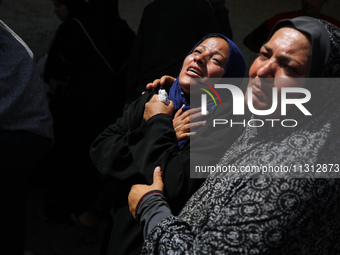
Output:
[40, 0, 135, 235]
[243, 0, 340, 52]
[124, 0, 233, 108]
[0, 0, 54, 254]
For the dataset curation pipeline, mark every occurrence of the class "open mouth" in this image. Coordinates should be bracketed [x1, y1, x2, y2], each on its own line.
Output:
[188, 67, 203, 77]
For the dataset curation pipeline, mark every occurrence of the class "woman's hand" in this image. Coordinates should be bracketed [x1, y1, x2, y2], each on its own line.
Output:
[146, 75, 176, 90]
[128, 166, 164, 219]
[173, 106, 207, 141]
[143, 94, 174, 121]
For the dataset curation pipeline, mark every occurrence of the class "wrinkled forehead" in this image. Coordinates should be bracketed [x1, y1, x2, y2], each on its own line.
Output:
[269, 17, 331, 77]
[269, 27, 312, 55]
[197, 37, 229, 53]
[193, 35, 229, 52]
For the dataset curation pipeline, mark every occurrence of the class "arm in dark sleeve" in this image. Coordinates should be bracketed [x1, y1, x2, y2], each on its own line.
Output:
[136, 191, 173, 238]
[128, 102, 246, 215]
[136, 192, 206, 254]
[90, 90, 153, 180]
[126, 112, 203, 214]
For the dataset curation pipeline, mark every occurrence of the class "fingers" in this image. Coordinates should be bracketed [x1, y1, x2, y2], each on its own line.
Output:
[145, 76, 176, 90]
[160, 75, 176, 86]
[190, 109, 208, 122]
[190, 107, 202, 114]
[174, 104, 185, 118]
[128, 166, 164, 219]
[145, 83, 152, 90]
[178, 131, 198, 141]
[188, 107, 203, 119]
[189, 121, 206, 130]
[146, 79, 161, 90]
[128, 184, 146, 219]
[176, 120, 205, 135]
[183, 107, 207, 122]
[152, 166, 164, 191]
[173, 107, 203, 125]
[177, 132, 191, 141]
[174, 107, 190, 121]
[168, 100, 175, 109]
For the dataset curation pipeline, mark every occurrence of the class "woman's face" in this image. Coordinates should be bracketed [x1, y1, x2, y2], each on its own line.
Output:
[53, 0, 70, 21]
[247, 27, 311, 117]
[178, 37, 229, 94]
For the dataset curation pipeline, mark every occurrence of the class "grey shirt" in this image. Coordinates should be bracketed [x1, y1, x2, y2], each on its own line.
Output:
[0, 20, 53, 139]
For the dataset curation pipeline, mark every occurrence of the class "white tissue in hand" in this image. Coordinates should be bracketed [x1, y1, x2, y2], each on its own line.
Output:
[158, 89, 170, 105]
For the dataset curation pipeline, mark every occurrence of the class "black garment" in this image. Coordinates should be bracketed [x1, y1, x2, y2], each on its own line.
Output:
[43, 9, 135, 222]
[1, 131, 51, 255]
[0, 19, 53, 255]
[125, 0, 233, 103]
[90, 86, 248, 254]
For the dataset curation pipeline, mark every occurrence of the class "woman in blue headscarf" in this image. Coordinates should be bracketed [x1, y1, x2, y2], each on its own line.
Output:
[165, 33, 246, 149]
[90, 33, 245, 254]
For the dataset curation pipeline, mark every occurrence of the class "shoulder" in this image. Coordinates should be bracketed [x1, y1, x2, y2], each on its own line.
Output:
[0, 20, 33, 60]
[320, 14, 340, 28]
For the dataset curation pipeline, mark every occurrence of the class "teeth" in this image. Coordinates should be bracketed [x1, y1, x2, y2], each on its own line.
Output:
[189, 68, 201, 76]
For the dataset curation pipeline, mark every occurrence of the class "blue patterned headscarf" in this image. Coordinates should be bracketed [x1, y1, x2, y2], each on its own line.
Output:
[168, 33, 246, 149]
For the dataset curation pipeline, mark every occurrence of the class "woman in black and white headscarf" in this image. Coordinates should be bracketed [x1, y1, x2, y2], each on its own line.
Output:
[129, 17, 340, 254]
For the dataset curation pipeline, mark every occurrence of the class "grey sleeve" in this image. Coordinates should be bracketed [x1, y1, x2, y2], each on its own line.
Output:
[136, 190, 173, 238]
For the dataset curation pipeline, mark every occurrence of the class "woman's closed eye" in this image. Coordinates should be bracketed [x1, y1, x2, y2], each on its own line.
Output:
[282, 64, 297, 74]
[277, 57, 299, 75]
[193, 48, 203, 55]
[212, 57, 222, 66]
[257, 51, 270, 60]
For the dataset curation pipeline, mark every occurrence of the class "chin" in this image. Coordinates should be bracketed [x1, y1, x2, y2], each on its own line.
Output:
[180, 86, 190, 94]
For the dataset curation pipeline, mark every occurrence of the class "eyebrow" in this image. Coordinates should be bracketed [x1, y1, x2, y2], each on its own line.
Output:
[196, 45, 226, 59]
[262, 44, 301, 66]
[262, 44, 272, 54]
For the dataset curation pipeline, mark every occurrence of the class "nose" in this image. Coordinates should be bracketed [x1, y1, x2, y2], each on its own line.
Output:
[256, 59, 275, 78]
[194, 53, 207, 66]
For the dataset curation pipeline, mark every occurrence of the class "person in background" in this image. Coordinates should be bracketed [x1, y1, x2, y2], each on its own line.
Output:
[124, 0, 234, 109]
[41, 0, 135, 235]
[129, 17, 340, 254]
[0, 0, 54, 253]
[243, 0, 340, 52]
